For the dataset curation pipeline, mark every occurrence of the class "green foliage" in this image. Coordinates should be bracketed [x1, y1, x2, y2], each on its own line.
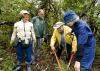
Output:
[0, 46, 15, 71]
[0, 25, 11, 47]
[55, 60, 74, 71]
[0, 0, 35, 22]
[0, 0, 100, 71]
[0, 0, 100, 34]
[1, 55, 15, 71]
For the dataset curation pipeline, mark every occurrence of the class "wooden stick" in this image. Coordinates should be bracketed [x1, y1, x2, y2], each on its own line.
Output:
[67, 52, 74, 69]
[52, 49, 62, 71]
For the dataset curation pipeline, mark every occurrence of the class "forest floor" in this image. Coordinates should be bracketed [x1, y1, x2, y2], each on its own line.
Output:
[0, 43, 100, 71]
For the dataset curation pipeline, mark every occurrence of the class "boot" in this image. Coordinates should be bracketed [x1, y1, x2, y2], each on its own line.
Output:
[32, 60, 36, 65]
[13, 65, 21, 71]
[26, 64, 32, 71]
[32, 54, 36, 64]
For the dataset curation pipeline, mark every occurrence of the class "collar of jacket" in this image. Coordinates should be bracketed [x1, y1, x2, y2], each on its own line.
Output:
[37, 16, 44, 20]
[21, 19, 29, 23]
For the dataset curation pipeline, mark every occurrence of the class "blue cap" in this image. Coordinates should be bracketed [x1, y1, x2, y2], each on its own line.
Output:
[64, 10, 79, 23]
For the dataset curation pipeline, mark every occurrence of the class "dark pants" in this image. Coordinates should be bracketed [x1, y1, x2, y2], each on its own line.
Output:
[32, 37, 42, 61]
[16, 42, 32, 64]
[36, 37, 42, 48]
[56, 44, 72, 61]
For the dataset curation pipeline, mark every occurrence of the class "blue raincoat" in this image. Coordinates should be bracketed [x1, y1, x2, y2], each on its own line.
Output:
[72, 20, 96, 70]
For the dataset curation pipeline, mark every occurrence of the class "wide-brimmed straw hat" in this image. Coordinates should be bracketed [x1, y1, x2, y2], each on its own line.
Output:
[53, 22, 64, 29]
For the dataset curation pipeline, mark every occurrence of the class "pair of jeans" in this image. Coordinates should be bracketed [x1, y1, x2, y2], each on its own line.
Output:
[16, 42, 32, 64]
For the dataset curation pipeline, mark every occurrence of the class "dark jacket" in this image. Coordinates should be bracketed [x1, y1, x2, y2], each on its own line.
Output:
[31, 16, 47, 38]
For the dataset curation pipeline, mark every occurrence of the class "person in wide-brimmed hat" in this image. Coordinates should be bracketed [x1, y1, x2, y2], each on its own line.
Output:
[10, 10, 36, 71]
[50, 22, 77, 62]
[64, 10, 96, 71]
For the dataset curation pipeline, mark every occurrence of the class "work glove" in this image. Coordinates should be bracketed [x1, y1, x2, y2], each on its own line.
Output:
[51, 46, 55, 51]
[50, 46, 55, 54]
[74, 61, 80, 71]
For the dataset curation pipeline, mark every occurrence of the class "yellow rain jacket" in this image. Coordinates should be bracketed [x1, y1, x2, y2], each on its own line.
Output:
[50, 26, 77, 53]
